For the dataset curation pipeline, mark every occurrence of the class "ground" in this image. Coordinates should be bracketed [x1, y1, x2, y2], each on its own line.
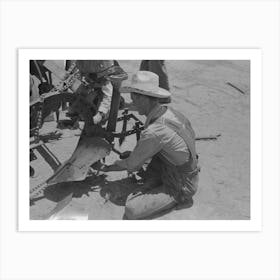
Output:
[30, 60, 250, 220]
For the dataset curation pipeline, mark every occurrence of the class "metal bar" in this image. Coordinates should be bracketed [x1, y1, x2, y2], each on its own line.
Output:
[130, 114, 144, 125]
[135, 122, 142, 141]
[119, 109, 128, 146]
[226, 82, 245, 94]
[106, 88, 121, 142]
[33, 60, 44, 83]
[36, 144, 61, 171]
[30, 140, 44, 150]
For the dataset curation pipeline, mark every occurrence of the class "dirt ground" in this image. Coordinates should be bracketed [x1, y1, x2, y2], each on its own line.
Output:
[30, 60, 250, 220]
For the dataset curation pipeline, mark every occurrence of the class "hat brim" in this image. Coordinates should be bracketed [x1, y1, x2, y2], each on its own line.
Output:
[120, 86, 171, 99]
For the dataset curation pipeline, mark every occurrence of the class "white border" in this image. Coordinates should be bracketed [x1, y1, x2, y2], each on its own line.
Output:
[19, 49, 261, 231]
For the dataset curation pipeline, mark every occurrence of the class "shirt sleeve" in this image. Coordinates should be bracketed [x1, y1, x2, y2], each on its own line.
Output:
[115, 128, 162, 172]
[98, 81, 113, 115]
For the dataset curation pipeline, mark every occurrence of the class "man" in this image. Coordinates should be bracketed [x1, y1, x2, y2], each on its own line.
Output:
[140, 60, 171, 103]
[140, 60, 170, 90]
[74, 60, 115, 124]
[100, 71, 199, 219]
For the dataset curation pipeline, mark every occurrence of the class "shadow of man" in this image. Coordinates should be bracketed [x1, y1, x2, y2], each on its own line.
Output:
[99, 177, 141, 206]
[99, 177, 193, 220]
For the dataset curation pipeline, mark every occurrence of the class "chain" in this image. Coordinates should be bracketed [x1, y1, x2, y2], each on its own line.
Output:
[33, 100, 44, 143]
[30, 181, 48, 200]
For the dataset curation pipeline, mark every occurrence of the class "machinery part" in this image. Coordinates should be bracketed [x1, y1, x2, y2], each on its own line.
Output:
[46, 136, 111, 186]
[195, 133, 221, 141]
[30, 166, 35, 177]
[35, 144, 61, 172]
[119, 151, 131, 159]
[40, 60, 129, 131]
[30, 181, 48, 200]
[29, 141, 61, 180]
[43, 60, 69, 80]
[119, 109, 128, 146]
[43, 60, 83, 93]
[106, 87, 122, 142]
[117, 113, 144, 125]
[42, 193, 73, 220]
[33, 60, 45, 83]
[33, 101, 43, 142]
[30, 136, 111, 200]
[134, 121, 142, 141]
[30, 149, 37, 161]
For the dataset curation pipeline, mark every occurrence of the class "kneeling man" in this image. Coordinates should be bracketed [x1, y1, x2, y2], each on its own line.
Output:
[102, 71, 199, 219]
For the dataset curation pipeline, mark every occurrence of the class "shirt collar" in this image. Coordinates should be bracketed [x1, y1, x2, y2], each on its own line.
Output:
[144, 104, 166, 128]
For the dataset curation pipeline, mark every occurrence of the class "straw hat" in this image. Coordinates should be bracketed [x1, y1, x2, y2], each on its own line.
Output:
[120, 71, 171, 99]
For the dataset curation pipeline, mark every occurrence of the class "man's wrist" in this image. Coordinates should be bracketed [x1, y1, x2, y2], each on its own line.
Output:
[103, 163, 127, 172]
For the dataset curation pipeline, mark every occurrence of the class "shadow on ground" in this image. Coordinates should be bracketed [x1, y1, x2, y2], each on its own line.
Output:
[99, 177, 142, 206]
[30, 174, 106, 205]
[99, 177, 194, 219]
[31, 174, 194, 220]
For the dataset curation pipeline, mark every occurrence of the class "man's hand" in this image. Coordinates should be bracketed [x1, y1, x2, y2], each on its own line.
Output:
[102, 163, 127, 172]
[93, 112, 104, 124]
[102, 165, 115, 172]
[90, 162, 122, 172]
[91, 161, 104, 171]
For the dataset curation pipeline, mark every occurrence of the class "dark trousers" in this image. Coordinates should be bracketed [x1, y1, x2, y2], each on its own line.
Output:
[139, 60, 171, 103]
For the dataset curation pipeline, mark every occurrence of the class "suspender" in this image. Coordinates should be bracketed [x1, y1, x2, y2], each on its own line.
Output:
[153, 107, 198, 168]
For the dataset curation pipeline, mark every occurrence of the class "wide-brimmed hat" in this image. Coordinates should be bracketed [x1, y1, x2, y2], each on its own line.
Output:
[120, 71, 171, 99]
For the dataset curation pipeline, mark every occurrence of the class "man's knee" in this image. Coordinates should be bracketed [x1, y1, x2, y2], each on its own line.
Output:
[124, 193, 143, 219]
[124, 204, 138, 220]
[124, 191, 177, 220]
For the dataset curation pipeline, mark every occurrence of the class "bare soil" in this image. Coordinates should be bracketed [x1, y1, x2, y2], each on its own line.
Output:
[30, 60, 250, 220]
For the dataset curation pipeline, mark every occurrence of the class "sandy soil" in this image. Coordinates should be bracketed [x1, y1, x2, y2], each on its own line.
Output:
[30, 60, 250, 220]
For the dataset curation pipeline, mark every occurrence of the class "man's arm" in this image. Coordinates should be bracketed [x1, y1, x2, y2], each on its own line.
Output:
[98, 81, 113, 115]
[102, 164, 127, 172]
[93, 81, 113, 124]
[102, 128, 162, 173]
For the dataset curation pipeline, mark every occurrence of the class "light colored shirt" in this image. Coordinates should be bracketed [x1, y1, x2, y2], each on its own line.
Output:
[76, 60, 113, 115]
[115, 104, 190, 172]
[30, 75, 40, 104]
[98, 81, 113, 115]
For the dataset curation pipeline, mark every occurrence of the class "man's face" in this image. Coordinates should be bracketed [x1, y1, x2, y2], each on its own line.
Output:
[130, 92, 146, 115]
